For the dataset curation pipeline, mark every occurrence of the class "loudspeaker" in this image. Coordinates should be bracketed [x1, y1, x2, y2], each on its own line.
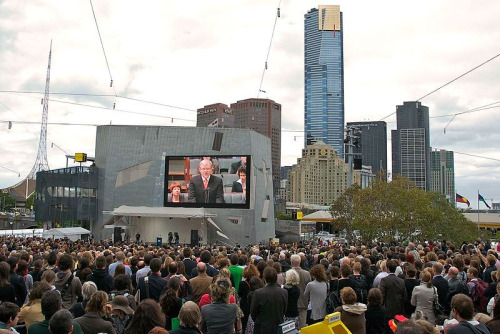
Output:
[190, 230, 199, 247]
[353, 158, 362, 170]
[113, 227, 122, 243]
[212, 132, 223, 151]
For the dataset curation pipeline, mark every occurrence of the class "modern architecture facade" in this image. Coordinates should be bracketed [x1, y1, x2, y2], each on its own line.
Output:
[288, 141, 349, 206]
[304, 5, 344, 156]
[196, 103, 235, 128]
[346, 121, 387, 176]
[392, 101, 430, 190]
[430, 149, 455, 203]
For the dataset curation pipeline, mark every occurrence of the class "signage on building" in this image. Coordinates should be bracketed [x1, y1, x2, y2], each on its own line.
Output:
[197, 108, 217, 115]
[75, 153, 87, 162]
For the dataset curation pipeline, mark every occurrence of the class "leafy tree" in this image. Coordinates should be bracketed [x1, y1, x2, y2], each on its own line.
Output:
[275, 211, 292, 220]
[0, 193, 16, 211]
[25, 193, 35, 209]
[331, 175, 479, 244]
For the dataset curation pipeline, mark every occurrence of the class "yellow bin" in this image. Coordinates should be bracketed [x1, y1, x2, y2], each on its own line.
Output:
[300, 312, 351, 334]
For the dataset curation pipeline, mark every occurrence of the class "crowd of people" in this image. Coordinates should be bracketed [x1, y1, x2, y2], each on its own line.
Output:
[0, 236, 499, 334]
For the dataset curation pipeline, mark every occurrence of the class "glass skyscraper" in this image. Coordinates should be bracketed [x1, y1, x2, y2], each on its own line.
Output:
[304, 5, 344, 156]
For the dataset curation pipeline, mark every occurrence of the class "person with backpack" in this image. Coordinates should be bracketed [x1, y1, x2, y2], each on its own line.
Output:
[446, 266, 470, 313]
[349, 262, 368, 304]
[467, 267, 489, 313]
[54, 254, 83, 310]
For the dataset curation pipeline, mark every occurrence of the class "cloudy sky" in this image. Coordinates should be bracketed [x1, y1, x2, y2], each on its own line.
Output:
[1, 1, 499, 209]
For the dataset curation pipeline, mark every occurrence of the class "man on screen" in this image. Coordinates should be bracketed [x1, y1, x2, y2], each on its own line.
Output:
[230, 156, 247, 174]
[188, 159, 225, 204]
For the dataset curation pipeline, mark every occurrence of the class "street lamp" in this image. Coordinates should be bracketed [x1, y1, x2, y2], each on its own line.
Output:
[9, 221, 13, 237]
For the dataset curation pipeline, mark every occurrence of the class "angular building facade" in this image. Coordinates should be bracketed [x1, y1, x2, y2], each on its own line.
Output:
[392, 101, 430, 190]
[304, 5, 344, 156]
[346, 121, 387, 176]
[430, 149, 455, 203]
[196, 103, 235, 128]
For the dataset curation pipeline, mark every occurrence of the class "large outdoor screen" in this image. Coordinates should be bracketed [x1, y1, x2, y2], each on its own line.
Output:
[164, 155, 250, 209]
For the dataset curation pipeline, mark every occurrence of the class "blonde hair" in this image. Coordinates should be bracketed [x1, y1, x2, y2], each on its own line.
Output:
[285, 269, 299, 286]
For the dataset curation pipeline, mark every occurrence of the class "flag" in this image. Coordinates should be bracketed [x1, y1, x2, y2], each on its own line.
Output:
[456, 193, 470, 207]
[479, 194, 491, 209]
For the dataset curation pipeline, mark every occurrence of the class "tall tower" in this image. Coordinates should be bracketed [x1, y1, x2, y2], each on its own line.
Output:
[392, 101, 431, 190]
[28, 41, 52, 179]
[430, 149, 455, 204]
[304, 5, 344, 156]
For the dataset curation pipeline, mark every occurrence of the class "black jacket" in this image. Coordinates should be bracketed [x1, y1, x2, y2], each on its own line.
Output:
[138, 273, 167, 302]
[9, 273, 27, 307]
[432, 275, 449, 308]
[87, 269, 114, 293]
[250, 283, 288, 334]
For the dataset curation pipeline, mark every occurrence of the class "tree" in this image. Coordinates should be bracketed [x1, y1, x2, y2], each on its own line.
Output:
[0, 193, 15, 211]
[331, 175, 479, 244]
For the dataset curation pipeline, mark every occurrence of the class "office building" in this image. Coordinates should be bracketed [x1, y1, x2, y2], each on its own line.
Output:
[392, 101, 430, 190]
[346, 121, 387, 176]
[288, 141, 348, 205]
[430, 149, 455, 203]
[230, 98, 281, 192]
[196, 103, 234, 128]
[304, 5, 344, 156]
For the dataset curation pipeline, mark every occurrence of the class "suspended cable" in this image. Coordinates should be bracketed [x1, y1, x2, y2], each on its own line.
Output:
[454, 151, 500, 163]
[379, 51, 500, 121]
[0, 165, 20, 177]
[89, 0, 117, 96]
[257, 0, 282, 98]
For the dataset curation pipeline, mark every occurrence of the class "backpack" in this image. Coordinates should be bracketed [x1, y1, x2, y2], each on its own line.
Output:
[458, 280, 470, 296]
[472, 279, 489, 312]
[326, 289, 342, 314]
[351, 275, 368, 304]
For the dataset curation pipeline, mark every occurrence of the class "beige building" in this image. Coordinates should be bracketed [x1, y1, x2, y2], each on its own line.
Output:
[288, 141, 350, 205]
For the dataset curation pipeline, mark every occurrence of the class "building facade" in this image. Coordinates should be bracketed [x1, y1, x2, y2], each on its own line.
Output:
[430, 149, 455, 203]
[288, 141, 348, 206]
[230, 98, 281, 193]
[346, 121, 387, 176]
[196, 103, 235, 128]
[392, 101, 430, 190]
[304, 5, 344, 156]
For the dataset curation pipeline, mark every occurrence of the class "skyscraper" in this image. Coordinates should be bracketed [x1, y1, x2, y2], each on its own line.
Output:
[346, 121, 387, 176]
[304, 5, 344, 156]
[196, 103, 234, 128]
[392, 101, 431, 190]
[430, 149, 455, 203]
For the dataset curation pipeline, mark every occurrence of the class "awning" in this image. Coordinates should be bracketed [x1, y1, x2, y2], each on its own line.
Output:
[109, 206, 217, 219]
[216, 230, 229, 240]
[42, 227, 91, 239]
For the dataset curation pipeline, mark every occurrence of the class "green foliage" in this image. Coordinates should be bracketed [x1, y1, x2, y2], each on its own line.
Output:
[331, 175, 478, 244]
[0, 193, 16, 211]
[25, 193, 35, 209]
[275, 211, 292, 220]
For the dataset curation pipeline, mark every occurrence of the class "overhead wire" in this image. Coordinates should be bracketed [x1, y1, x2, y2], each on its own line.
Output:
[257, 0, 282, 98]
[379, 51, 500, 121]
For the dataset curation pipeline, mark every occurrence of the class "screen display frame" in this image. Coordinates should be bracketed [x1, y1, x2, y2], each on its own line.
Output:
[164, 155, 251, 209]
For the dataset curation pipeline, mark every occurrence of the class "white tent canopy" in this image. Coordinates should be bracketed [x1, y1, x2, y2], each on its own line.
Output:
[109, 206, 217, 219]
[42, 227, 91, 241]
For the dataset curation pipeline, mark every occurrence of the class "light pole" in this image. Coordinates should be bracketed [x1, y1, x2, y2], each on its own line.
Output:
[9, 221, 13, 237]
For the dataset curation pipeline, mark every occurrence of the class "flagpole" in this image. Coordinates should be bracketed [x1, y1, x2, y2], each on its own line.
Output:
[477, 190, 480, 231]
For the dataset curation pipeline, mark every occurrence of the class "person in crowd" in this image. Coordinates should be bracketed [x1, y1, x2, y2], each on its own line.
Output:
[244, 277, 264, 334]
[18, 281, 52, 328]
[190, 251, 219, 278]
[411, 269, 436, 325]
[182, 248, 197, 280]
[169, 182, 184, 203]
[40, 270, 56, 291]
[373, 260, 388, 288]
[228, 254, 243, 294]
[365, 288, 387, 334]
[334, 287, 367, 334]
[124, 300, 165, 334]
[6, 257, 27, 308]
[445, 293, 492, 333]
[338, 263, 356, 293]
[380, 259, 407, 323]
[0, 302, 19, 333]
[17, 260, 33, 300]
[190, 262, 212, 305]
[290, 254, 311, 328]
[74, 291, 115, 334]
[250, 267, 288, 334]
[230, 157, 247, 174]
[200, 277, 239, 334]
[69, 281, 97, 318]
[87, 255, 113, 293]
[283, 269, 300, 329]
[110, 295, 134, 334]
[28, 290, 83, 334]
[432, 262, 449, 312]
[304, 264, 328, 325]
[47, 309, 73, 334]
[188, 160, 225, 204]
[360, 258, 375, 293]
[135, 253, 153, 285]
[483, 254, 497, 283]
[108, 251, 132, 277]
[486, 298, 500, 332]
[29, 260, 44, 283]
[169, 301, 201, 334]
[349, 262, 368, 304]
[54, 254, 82, 310]
[110, 274, 136, 311]
[0, 262, 15, 304]
[138, 258, 167, 302]
[238, 264, 259, 333]
[329, 266, 340, 294]
[487, 282, 500, 316]
[159, 277, 183, 331]
[404, 264, 420, 317]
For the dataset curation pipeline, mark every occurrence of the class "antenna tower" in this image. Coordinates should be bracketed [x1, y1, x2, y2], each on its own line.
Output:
[27, 41, 52, 178]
